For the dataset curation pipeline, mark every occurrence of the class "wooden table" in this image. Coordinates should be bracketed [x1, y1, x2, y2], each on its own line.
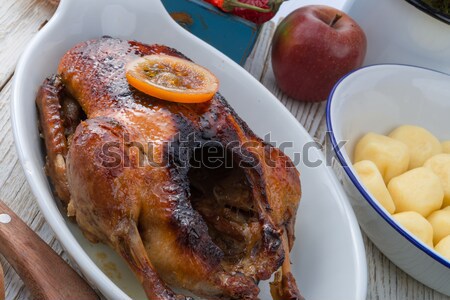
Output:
[0, 0, 448, 299]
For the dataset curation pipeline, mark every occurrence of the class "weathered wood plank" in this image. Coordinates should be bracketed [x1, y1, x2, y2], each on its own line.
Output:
[0, 0, 57, 89]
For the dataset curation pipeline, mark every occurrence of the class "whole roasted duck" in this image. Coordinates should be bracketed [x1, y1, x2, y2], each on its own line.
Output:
[36, 37, 302, 300]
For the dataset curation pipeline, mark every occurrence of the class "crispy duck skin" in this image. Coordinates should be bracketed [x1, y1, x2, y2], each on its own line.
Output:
[36, 37, 302, 300]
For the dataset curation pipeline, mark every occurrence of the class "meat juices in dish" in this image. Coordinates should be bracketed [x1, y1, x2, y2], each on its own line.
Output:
[36, 37, 302, 300]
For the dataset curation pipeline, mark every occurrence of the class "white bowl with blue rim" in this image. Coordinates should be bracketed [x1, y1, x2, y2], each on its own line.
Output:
[327, 63, 450, 296]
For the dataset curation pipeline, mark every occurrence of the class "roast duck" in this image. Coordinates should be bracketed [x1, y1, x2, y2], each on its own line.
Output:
[36, 37, 302, 300]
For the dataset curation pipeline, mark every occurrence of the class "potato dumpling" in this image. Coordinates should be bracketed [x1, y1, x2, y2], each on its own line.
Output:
[388, 167, 443, 217]
[424, 154, 450, 207]
[435, 235, 450, 260]
[442, 141, 450, 154]
[354, 133, 409, 183]
[353, 160, 396, 214]
[392, 211, 433, 247]
[427, 209, 450, 245]
[389, 125, 441, 169]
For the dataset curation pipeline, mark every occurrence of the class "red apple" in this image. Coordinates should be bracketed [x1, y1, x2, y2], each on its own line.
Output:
[271, 5, 367, 102]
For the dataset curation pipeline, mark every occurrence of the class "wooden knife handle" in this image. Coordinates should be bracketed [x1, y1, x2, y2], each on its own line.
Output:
[0, 200, 98, 300]
[0, 262, 4, 300]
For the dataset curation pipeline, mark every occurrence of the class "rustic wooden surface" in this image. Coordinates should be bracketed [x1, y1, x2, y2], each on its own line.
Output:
[0, 0, 448, 299]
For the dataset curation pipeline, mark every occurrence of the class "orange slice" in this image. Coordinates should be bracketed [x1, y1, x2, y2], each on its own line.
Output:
[125, 54, 219, 103]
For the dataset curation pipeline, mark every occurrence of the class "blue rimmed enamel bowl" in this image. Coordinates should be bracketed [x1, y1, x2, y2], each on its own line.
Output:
[327, 64, 450, 296]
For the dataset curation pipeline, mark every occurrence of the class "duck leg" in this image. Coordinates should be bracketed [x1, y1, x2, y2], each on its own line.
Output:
[116, 222, 191, 300]
[36, 75, 85, 206]
[36, 75, 71, 204]
[270, 230, 304, 300]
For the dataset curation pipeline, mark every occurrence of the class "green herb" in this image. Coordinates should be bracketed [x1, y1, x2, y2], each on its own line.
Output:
[422, 0, 450, 15]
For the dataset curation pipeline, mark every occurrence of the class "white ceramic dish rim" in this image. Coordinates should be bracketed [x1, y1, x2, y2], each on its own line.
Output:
[10, 0, 368, 298]
[326, 63, 450, 270]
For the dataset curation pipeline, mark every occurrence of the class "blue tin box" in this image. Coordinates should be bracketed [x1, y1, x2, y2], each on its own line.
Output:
[162, 0, 261, 65]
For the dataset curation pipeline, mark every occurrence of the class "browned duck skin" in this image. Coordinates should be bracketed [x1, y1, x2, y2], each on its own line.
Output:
[36, 75, 70, 205]
[37, 36, 302, 300]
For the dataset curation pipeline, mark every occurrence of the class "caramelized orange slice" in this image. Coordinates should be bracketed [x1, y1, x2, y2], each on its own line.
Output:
[126, 54, 219, 103]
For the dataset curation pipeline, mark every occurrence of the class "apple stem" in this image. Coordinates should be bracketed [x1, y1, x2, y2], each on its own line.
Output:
[329, 13, 342, 27]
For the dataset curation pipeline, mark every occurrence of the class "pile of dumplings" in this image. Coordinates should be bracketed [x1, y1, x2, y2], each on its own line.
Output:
[353, 125, 450, 259]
